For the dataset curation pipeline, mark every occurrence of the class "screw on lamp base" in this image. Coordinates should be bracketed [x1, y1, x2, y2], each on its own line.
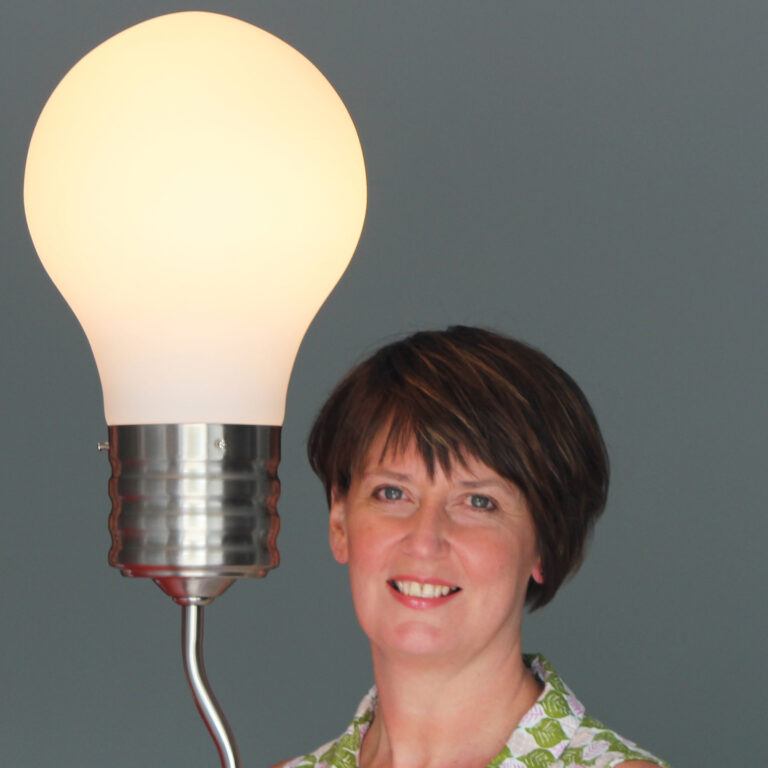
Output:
[106, 423, 281, 603]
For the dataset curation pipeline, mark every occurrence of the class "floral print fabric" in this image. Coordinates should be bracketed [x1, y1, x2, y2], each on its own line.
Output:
[284, 654, 669, 768]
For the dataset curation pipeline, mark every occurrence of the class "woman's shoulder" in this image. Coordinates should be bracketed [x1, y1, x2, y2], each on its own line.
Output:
[549, 706, 669, 768]
[524, 655, 670, 768]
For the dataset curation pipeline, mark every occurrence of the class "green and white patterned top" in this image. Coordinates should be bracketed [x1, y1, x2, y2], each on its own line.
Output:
[284, 654, 670, 768]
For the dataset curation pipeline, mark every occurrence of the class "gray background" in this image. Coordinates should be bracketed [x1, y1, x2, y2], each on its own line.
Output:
[1, 2, 765, 766]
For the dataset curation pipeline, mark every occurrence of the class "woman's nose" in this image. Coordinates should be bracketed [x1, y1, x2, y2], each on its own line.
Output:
[401, 499, 448, 559]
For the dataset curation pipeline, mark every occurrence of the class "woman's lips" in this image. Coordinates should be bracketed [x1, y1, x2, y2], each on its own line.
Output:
[386, 577, 461, 607]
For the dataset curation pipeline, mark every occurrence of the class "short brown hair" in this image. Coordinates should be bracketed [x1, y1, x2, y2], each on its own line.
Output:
[307, 326, 609, 610]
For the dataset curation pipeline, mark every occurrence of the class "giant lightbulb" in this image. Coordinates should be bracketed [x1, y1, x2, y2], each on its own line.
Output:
[25, 10, 366, 425]
[24, 11, 367, 604]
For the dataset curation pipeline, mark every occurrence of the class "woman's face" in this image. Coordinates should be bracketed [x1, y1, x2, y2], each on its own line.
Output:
[329, 431, 543, 663]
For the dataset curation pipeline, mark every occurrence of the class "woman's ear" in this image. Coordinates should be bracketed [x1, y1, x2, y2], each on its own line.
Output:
[531, 559, 544, 585]
[329, 488, 349, 564]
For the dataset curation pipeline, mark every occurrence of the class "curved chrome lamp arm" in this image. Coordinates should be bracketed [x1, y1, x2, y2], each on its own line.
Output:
[182, 605, 242, 768]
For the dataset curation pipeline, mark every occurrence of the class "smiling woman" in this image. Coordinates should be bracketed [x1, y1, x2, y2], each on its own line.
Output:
[275, 326, 669, 768]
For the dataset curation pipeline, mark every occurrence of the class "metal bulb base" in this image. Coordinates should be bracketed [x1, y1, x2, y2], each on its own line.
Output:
[106, 423, 281, 603]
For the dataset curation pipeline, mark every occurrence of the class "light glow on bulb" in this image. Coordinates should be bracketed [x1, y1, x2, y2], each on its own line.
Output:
[24, 11, 367, 425]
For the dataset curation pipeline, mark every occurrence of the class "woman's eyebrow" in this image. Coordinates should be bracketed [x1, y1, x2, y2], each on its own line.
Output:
[457, 479, 505, 489]
[457, 478, 521, 496]
[364, 469, 413, 482]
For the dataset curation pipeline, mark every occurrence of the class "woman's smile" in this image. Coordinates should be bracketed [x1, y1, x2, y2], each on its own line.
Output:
[387, 576, 462, 608]
[388, 578, 461, 599]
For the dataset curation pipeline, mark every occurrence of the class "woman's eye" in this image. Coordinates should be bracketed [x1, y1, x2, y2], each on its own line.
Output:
[376, 486, 404, 501]
[468, 494, 495, 510]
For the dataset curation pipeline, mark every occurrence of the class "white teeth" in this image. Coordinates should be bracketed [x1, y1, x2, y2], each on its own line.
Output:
[393, 580, 457, 598]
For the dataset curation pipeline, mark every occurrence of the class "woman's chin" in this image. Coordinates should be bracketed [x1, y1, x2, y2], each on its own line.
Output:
[377, 621, 459, 657]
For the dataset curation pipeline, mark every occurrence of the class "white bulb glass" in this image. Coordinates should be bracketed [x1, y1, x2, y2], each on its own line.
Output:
[24, 11, 367, 425]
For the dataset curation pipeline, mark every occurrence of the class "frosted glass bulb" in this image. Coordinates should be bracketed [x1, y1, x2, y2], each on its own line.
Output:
[24, 11, 367, 425]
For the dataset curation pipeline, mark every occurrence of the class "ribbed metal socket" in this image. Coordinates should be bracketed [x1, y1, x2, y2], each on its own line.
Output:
[107, 424, 280, 604]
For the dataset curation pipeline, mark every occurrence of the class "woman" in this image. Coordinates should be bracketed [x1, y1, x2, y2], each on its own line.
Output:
[278, 326, 669, 768]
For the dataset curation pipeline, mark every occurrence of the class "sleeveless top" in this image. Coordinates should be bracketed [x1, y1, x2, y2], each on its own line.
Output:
[283, 654, 670, 768]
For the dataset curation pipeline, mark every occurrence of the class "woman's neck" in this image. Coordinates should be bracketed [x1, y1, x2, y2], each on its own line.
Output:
[360, 639, 542, 768]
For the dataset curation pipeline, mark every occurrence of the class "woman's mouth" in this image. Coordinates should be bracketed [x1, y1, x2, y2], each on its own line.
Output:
[388, 579, 461, 598]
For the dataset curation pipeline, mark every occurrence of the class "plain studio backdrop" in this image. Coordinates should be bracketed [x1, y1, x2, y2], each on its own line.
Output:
[1, 2, 765, 766]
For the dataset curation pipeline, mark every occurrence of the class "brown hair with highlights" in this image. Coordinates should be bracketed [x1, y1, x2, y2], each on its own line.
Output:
[307, 326, 609, 610]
